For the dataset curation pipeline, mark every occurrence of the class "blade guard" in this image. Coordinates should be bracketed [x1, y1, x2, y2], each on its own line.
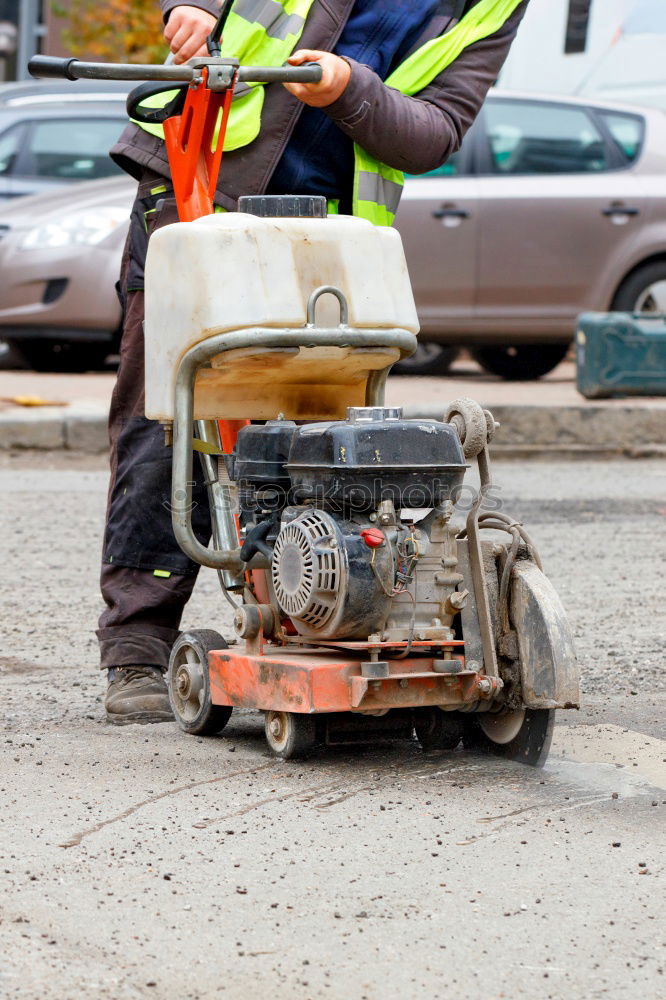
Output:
[510, 561, 580, 710]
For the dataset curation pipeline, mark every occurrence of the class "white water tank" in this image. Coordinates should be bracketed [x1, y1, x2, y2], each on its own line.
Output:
[144, 212, 419, 422]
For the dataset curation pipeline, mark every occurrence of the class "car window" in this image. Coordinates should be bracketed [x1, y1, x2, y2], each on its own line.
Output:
[23, 119, 124, 180]
[407, 150, 463, 180]
[485, 100, 610, 175]
[598, 111, 644, 164]
[0, 126, 22, 176]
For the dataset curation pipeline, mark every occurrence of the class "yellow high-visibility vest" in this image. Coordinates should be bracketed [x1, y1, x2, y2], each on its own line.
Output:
[135, 0, 524, 225]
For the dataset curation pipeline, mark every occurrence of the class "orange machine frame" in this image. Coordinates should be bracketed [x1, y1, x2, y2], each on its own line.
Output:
[162, 67, 486, 718]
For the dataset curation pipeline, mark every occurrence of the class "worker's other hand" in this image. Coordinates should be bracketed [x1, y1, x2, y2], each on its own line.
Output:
[164, 5, 217, 65]
[284, 50, 352, 108]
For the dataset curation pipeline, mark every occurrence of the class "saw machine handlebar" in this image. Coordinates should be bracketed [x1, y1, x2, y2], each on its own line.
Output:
[29, 55, 323, 223]
[28, 55, 323, 86]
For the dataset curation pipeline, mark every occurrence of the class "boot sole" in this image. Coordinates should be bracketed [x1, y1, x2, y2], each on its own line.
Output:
[106, 711, 174, 726]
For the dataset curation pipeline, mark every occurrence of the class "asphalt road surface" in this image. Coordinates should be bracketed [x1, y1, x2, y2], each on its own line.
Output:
[0, 452, 664, 1000]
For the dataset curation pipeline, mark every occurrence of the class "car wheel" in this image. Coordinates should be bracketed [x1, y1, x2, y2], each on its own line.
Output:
[471, 343, 569, 381]
[9, 339, 111, 373]
[0, 341, 28, 370]
[612, 261, 666, 314]
[392, 343, 459, 376]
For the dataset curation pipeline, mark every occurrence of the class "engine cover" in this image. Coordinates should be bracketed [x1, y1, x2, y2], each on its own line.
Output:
[271, 508, 393, 640]
[287, 406, 467, 512]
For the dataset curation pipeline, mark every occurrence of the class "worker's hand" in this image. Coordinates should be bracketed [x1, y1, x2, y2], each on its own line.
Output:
[284, 50, 352, 108]
[164, 5, 217, 65]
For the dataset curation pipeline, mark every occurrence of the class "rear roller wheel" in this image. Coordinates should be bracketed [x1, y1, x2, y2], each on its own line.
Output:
[167, 630, 232, 736]
[463, 708, 555, 767]
[264, 711, 317, 759]
[414, 708, 464, 751]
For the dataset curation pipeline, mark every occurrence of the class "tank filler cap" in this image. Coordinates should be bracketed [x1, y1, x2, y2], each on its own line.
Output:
[238, 194, 327, 218]
[347, 406, 403, 423]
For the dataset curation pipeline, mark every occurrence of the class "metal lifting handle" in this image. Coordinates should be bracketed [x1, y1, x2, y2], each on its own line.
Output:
[171, 326, 417, 569]
[306, 286, 350, 328]
[28, 55, 323, 86]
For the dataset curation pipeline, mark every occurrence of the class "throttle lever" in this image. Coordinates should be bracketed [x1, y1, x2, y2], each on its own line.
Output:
[126, 82, 189, 125]
[207, 0, 236, 57]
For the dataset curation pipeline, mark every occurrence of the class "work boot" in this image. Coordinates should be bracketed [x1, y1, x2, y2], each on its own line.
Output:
[105, 666, 174, 725]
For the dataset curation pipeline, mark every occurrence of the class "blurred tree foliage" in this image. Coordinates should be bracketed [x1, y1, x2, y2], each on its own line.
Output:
[54, 0, 169, 62]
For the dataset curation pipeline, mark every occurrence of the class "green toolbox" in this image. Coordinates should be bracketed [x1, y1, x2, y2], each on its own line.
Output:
[576, 313, 666, 399]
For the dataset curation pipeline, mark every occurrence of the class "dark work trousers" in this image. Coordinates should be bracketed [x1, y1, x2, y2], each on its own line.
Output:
[97, 171, 212, 670]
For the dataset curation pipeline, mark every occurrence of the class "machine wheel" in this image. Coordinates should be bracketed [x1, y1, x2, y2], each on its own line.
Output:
[463, 708, 555, 768]
[167, 630, 232, 736]
[471, 344, 569, 381]
[611, 261, 666, 314]
[392, 343, 459, 376]
[264, 711, 317, 759]
[444, 397, 489, 458]
[414, 708, 464, 751]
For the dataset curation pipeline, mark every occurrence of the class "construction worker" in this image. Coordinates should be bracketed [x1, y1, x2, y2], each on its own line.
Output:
[102, 0, 530, 724]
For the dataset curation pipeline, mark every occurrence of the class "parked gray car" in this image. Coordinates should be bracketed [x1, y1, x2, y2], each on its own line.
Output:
[0, 175, 131, 370]
[0, 80, 127, 200]
[1, 91, 665, 377]
[396, 91, 666, 377]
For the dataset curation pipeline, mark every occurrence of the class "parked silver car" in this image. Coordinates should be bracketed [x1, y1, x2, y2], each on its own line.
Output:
[1, 91, 665, 377]
[0, 80, 127, 200]
[0, 176, 131, 370]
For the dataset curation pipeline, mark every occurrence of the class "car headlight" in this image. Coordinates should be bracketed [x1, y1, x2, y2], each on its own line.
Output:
[20, 206, 129, 251]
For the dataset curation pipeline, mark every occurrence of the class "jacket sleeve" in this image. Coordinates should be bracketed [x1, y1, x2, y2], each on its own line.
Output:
[160, 0, 221, 22]
[324, 1, 529, 175]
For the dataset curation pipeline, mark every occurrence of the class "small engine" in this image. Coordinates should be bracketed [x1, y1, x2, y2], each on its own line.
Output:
[228, 407, 468, 643]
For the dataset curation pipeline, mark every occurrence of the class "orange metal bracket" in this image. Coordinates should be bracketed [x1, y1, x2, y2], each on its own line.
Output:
[162, 67, 248, 488]
[163, 65, 237, 223]
[206, 649, 494, 715]
[218, 418, 250, 455]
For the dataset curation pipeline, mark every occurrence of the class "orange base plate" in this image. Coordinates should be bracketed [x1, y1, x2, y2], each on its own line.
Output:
[208, 646, 489, 714]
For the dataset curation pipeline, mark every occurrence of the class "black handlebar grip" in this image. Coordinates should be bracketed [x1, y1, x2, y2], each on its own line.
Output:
[237, 61, 323, 84]
[283, 61, 323, 83]
[28, 56, 80, 80]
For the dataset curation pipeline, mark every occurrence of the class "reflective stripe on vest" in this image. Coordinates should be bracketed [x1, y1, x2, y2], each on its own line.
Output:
[228, 0, 309, 43]
[133, 0, 523, 224]
[353, 149, 404, 229]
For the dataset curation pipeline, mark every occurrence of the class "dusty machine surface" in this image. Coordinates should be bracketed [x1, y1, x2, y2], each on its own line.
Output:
[175, 395, 580, 765]
[29, 38, 580, 766]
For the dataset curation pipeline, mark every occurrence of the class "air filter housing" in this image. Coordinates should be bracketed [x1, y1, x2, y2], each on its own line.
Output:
[287, 407, 467, 512]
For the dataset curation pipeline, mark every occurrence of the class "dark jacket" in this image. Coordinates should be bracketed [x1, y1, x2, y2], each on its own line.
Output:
[110, 0, 529, 210]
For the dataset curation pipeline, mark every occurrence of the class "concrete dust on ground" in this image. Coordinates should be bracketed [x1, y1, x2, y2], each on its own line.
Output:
[0, 451, 664, 999]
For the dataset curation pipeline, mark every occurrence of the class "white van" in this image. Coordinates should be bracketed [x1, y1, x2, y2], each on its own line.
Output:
[498, 0, 666, 111]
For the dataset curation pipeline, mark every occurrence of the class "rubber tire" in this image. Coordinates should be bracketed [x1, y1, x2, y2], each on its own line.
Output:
[611, 261, 666, 313]
[264, 711, 317, 760]
[414, 708, 464, 752]
[471, 344, 569, 381]
[444, 397, 489, 459]
[463, 708, 555, 768]
[167, 630, 232, 736]
[9, 338, 111, 373]
[393, 343, 459, 376]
